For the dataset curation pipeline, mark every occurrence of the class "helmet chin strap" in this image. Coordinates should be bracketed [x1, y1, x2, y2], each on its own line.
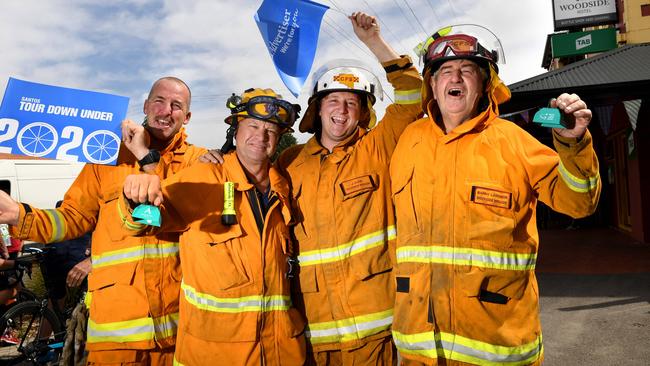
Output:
[220, 116, 238, 154]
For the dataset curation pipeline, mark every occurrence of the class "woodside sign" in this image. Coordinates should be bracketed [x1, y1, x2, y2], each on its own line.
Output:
[552, 0, 618, 30]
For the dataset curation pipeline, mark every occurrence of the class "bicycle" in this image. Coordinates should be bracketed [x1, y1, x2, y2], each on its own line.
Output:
[0, 245, 86, 365]
[0, 247, 41, 315]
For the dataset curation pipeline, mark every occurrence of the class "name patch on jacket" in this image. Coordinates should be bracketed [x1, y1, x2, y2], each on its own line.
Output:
[340, 175, 376, 196]
[471, 186, 512, 209]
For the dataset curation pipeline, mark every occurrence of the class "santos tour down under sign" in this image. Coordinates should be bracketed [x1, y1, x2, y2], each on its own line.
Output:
[0, 78, 129, 165]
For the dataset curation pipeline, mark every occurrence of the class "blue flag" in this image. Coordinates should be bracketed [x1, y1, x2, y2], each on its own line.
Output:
[0, 78, 129, 165]
[255, 0, 329, 97]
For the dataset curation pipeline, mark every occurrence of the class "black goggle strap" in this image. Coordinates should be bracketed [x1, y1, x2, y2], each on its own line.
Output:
[233, 97, 298, 126]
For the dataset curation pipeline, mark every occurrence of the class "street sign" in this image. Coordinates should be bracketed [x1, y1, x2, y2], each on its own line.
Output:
[551, 28, 617, 58]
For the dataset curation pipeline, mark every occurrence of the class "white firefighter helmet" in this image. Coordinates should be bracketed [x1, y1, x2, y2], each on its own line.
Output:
[299, 59, 384, 133]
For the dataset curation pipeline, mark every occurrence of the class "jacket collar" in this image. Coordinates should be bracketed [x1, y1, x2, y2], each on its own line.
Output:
[223, 152, 292, 225]
[425, 87, 500, 144]
[223, 152, 290, 202]
[304, 128, 365, 159]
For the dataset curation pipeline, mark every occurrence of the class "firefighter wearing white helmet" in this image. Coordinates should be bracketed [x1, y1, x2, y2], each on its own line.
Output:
[276, 11, 423, 365]
[390, 24, 600, 366]
[298, 60, 383, 134]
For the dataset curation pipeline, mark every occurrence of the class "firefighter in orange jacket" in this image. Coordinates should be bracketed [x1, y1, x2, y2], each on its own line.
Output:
[0, 77, 206, 365]
[276, 12, 422, 365]
[115, 88, 306, 366]
[390, 25, 601, 365]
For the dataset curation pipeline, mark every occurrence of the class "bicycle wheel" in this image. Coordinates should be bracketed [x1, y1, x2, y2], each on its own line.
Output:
[0, 301, 63, 365]
[82, 129, 120, 164]
[16, 122, 59, 157]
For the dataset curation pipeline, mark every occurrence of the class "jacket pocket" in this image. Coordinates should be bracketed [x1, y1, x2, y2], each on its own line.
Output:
[282, 307, 306, 338]
[393, 264, 433, 335]
[183, 303, 259, 342]
[296, 263, 318, 293]
[466, 182, 516, 248]
[349, 228, 393, 281]
[290, 183, 308, 241]
[88, 261, 137, 291]
[391, 166, 420, 238]
[460, 268, 529, 303]
[87, 261, 142, 321]
[102, 183, 131, 242]
[185, 226, 252, 291]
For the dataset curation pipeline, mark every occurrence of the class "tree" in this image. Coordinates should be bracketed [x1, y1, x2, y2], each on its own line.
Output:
[272, 133, 297, 162]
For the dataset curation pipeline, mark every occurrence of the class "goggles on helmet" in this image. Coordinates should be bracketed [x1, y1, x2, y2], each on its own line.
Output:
[231, 95, 300, 128]
[414, 24, 505, 73]
[425, 34, 497, 64]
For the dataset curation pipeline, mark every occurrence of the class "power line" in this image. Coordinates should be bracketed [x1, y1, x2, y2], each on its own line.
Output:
[424, 0, 442, 30]
[322, 15, 375, 60]
[325, 0, 346, 14]
[402, 0, 429, 37]
[391, 0, 427, 42]
[360, 0, 410, 54]
[445, 0, 459, 19]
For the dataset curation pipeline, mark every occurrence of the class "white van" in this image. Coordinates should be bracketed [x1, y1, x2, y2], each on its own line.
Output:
[0, 154, 85, 209]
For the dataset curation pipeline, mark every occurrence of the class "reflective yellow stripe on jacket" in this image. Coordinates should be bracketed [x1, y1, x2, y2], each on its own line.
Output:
[92, 243, 180, 269]
[396, 245, 536, 271]
[87, 312, 179, 344]
[306, 309, 393, 344]
[43, 209, 65, 242]
[393, 330, 543, 366]
[558, 161, 600, 193]
[181, 282, 291, 313]
[394, 89, 421, 105]
[298, 226, 396, 266]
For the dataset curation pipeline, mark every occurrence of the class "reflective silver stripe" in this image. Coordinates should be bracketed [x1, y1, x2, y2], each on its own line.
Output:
[92, 243, 179, 268]
[88, 323, 152, 338]
[182, 282, 291, 313]
[396, 245, 536, 270]
[153, 313, 180, 339]
[298, 226, 396, 266]
[394, 89, 421, 105]
[558, 162, 599, 193]
[44, 209, 65, 242]
[393, 330, 543, 365]
[87, 313, 179, 344]
[305, 309, 393, 344]
[87, 318, 154, 343]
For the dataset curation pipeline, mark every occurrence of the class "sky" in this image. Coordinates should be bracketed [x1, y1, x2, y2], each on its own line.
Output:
[0, 0, 556, 149]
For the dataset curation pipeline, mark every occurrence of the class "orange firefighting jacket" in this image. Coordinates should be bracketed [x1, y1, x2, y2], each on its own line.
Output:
[277, 56, 422, 351]
[115, 152, 306, 366]
[389, 70, 601, 365]
[11, 128, 205, 352]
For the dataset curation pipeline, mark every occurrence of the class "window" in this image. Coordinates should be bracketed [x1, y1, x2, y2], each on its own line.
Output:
[642, 4, 650, 17]
[0, 180, 10, 195]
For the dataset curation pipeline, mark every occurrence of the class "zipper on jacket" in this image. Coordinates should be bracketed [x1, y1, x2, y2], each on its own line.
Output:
[450, 139, 459, 335]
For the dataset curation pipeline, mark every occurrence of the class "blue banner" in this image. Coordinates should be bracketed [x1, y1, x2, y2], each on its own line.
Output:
[255, 0, 329, 97]
[0, 78, 129, 165]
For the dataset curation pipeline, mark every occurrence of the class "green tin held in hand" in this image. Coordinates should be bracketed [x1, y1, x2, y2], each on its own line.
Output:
[532, 107, 568, 129]
[132, 204, 162, 227]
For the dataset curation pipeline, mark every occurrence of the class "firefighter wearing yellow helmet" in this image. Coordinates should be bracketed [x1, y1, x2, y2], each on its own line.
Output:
[220, 88, 300, 153]
[390, 24, 600, 366]
[115, 88, 307, 365]
[276, 11, 423, 365]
